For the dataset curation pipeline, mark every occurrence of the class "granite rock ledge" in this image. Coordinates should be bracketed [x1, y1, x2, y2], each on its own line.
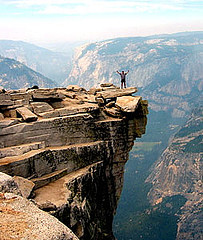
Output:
[0, 84, 148, 240]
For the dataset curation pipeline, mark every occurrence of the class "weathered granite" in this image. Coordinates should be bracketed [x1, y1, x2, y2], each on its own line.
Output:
[0, 172, 34, 198]
[31, 88, 65, 100]
[0, 99, 13, 106]
[103, 107, 123, 118]
[13, 176, 35, 198]
[31, 102, 54, 115]
[16, 107, 38, 122]
[39, 104, 99, 118]
[0, 84, 148, 240]
[0, 192, 79, 240]
[10, 92, 32, 101]
[115, 96, 142, 112]
[0, 142, 45, 159]
[0, 119, 19, 129]
[0, 172, 21, 196]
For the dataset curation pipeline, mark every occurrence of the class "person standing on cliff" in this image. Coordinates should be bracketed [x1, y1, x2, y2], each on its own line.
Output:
[116, 70, 129, 89]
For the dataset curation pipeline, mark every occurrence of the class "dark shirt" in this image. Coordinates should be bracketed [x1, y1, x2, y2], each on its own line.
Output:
[119, 72, 127, 81]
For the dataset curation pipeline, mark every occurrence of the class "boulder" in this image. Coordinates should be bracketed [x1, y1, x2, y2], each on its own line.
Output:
[16, 107, 38, 122]
[13, 176, 35, 199]
[115, 96, 142, 112]
[31, 102, 54, 115]
[0, 172, 21, 196]
[14, 99, 30, 106]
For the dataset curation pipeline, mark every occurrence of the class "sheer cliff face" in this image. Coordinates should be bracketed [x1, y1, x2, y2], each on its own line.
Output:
[64, 32, 203, 117]
[52, 116, 147, 240]
[146, 109, 203, 240]
[0, 85, 147, 239]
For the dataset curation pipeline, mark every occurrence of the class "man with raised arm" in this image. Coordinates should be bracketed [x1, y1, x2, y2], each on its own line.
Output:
[116, 70, 129, 89]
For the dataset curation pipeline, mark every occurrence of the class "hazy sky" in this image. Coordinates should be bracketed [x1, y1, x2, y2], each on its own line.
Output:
[0, 0, 203, 44]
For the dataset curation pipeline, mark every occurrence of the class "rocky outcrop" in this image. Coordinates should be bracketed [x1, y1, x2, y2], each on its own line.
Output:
[0, 84, 148, 239]
[64, 32, 203, 117]
[146, 109, 203, 240]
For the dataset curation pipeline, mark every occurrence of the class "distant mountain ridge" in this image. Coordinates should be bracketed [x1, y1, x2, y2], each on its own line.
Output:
[0, 55, 56, 89]
[64, 31, 203, 118]
[146, 108, 203, 239]
[0, 40, 71, 83]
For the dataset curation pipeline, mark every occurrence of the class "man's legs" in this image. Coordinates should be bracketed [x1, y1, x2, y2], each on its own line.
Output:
[121, 80, 126, 89]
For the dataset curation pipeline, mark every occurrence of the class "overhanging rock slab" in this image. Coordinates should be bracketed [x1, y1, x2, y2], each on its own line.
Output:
[115, 96, 142, 113]
[95, 87, 138, 99]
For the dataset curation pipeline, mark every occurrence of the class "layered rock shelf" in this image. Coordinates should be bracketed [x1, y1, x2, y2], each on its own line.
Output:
[0, 83, 148, 240]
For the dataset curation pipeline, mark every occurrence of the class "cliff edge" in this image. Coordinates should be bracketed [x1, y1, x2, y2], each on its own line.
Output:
[0, 83, 148, 239]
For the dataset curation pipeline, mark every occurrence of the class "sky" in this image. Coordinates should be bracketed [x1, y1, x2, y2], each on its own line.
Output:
[0, 0, 203, 45]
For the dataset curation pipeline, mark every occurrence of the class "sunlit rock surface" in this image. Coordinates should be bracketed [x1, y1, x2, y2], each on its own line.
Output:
[0, 84, 148, 239]
[0, 192, 79, 240]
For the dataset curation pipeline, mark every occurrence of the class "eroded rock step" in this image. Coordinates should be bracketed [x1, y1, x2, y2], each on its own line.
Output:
[0, 113, 94, 149]
[34, 161, 103, 207]
[0, 141, 109, 179]
[0, 141, 45, 159]
[32, 168, 70, 189]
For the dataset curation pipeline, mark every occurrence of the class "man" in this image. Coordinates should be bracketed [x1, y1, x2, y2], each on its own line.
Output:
[116, 70, 129, 89]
